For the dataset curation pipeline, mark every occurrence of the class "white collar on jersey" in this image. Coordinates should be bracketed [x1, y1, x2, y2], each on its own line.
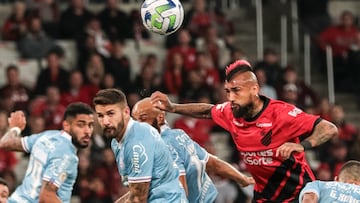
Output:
[160, 121, 170, 133]
[61, 131, 72, 141]
[61, 131, 77, 151]
[120, 117, 135, 143]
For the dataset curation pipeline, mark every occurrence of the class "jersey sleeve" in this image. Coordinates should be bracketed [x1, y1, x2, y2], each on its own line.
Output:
[172, 129, 209, 173]
[280, 105, 321, 140]
[21, 132, 44, 153]
[193, 140, 209, 163]
[299, 181, 320, 202]
[168, 143, 186, 176]
[124, 130, 158, 183]
[42, 149, 76, 188]
[165, 130, 188, 176]
[211, 102, 232, 131]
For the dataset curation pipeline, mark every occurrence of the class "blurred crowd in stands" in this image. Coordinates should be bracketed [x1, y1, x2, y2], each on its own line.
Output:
[0, 0, 359, 202]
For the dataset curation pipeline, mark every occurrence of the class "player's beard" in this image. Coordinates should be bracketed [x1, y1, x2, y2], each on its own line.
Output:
[231, 102, 255, 119]
[103, 118, 125, 139]
[71, 131, 90, 149]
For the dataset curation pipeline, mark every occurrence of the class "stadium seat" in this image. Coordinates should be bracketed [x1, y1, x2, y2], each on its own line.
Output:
[55, 40, 77, 71]
[15, 59, 41, 89]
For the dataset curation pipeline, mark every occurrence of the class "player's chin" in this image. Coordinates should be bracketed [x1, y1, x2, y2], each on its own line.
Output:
[78, 141, 90, 148]
[77, 136, 90, 147]
[103, 129, 116, 138]
[231, 106, 240, 114]
[79, 143, 89, 148]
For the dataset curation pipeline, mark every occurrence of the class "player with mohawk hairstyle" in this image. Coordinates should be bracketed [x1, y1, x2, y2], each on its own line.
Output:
[225, 59, 252, 79]
[150, 59, 338, 202]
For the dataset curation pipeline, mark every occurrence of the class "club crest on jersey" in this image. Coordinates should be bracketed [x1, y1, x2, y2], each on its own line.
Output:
[132, 144, 148, 173]
[59, 172, 67, 183]
[288, 107, 302, 117]
[215, 102, 227, 112]
[261, 130, 272, 146]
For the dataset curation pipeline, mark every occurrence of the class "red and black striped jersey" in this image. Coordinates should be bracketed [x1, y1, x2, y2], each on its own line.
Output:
[211, 96, 321, 202]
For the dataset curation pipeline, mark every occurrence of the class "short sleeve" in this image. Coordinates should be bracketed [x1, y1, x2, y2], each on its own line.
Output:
[167, 142, 186, 175]
[281, 106, 321, 140]
[299, 181, 320, 202]
[194, 141, 209, 162]
[21, 133, 44, 153]
[211, 102, 232, 131]
[125, 139, 155, 183]
[42, 152, 75, 188]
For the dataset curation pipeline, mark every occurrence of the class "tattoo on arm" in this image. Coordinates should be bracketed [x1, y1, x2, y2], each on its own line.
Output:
[207, 154, 244, 183]
[44, 181, 58, 192]
[114, 192, 130, 203]
[0, 129, 24, 151]
[174, 103, 214, 119]
[306, 120, 338, 147]
[128, 182, 150, 203]
[39, 181, 61, 203]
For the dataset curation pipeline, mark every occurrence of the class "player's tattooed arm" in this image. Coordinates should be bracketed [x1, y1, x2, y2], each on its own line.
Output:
[0, 128, 24, 151]
[126, 182, 150, 203]
[151, 91, 213, 119]
[0, 111, 26, 152]
[172, 103, 214, 119]
[39, 181, 61, 203]
[306, 119, 338, 148]
[207, 154, 255, 187]
[114, 192, 130, 203]
[276, 119, 338, 159]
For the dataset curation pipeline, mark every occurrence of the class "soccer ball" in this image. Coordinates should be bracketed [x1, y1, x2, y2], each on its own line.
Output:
[141, 0, 184, 36]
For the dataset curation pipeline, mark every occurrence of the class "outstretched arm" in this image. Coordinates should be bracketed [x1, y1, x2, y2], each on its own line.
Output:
[206, 154, 255, 187]
[150, 91, 214, 119]
[0, 111, 27, 151]
[276, 119, 338, 159]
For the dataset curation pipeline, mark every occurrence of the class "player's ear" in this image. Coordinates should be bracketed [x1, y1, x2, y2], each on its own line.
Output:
[62, 120, 70, 132]
[124, 106, 130, 116]
[253, 82, 260, 95]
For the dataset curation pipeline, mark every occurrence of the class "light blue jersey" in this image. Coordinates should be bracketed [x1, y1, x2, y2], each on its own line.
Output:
[161, 125, 218, 203]
[8, 130, 78, 203]
[111, 119, 187, 203]
[299, 180, 360, 203]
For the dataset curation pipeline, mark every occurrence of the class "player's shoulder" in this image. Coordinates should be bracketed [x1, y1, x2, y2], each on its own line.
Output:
[33, 130, 62, 145]
[303, 180, 327, 191]
[128, 121, 160, 141]
[267, 98, 294, 109]
[305, 180, 322, 186]
[132, 120, 155, 132]
[39, 130, 62, 137]
[266, 98, 304, 115]
[48, 131, 77, 153]
[162, 128, 190, 144]
[163, 127, 186, 137]
[212, 102, 232, 117]
[134, 121, 158, 135]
